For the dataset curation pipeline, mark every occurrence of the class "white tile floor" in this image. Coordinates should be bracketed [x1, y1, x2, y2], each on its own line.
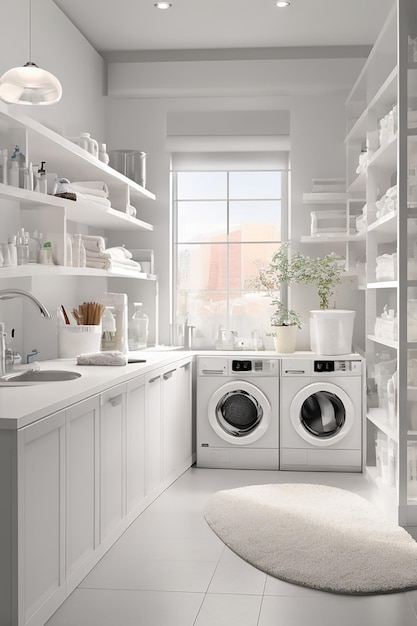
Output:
[46, 467, 417, 626]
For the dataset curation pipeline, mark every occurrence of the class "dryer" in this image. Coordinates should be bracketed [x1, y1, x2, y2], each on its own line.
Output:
[280, 355, 364, 472]
[196, 356, 280, 469]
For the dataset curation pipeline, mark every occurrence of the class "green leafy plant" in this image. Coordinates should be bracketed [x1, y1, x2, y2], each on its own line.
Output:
[251, 243, 345, 326]
[270, 299, 302, 329]
[289, 250, 345, 310]
[250, 243, 302, 328]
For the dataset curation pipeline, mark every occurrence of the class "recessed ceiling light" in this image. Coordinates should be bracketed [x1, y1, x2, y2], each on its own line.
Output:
[154, 1, 172, 8]
[276, 1, 290, 7]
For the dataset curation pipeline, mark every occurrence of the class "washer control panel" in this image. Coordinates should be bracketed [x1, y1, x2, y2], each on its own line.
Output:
[198, 356, 279, 377]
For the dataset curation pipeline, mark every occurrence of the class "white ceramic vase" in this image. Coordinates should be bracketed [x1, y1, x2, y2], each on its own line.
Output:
[272, 325, 298, 353]
[310, 309, 355, 355]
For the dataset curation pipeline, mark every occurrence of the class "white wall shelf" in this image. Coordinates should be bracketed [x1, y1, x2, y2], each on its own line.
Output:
[302, 192, 347, 204]
[348, 0, 417, 527]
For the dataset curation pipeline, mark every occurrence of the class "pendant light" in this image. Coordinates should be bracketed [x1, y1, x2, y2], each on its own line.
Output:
[0, 0, 62, 105]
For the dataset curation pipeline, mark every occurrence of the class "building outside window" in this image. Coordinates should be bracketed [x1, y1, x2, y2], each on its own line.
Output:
[171, 151, 289, 349]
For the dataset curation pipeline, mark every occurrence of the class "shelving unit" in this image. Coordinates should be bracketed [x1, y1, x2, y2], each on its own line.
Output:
[0, 102, 159, 346]
[345, 0, 417, 526]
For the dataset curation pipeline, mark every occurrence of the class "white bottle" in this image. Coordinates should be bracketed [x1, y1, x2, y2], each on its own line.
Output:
[9, 160, 19, 187]
[101, 307, 117, 351]
[101, 293, 129, 355]
[1, 149, 8, 185]
[99, 143, 110, 164]
[72, 234, 86, 268]
[128, 302, 149, 350]
[7, 236, 17, 266]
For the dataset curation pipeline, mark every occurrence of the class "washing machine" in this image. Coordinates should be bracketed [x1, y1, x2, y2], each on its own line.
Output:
[280, 355, 364, 472]
[196, 355, 280, 469]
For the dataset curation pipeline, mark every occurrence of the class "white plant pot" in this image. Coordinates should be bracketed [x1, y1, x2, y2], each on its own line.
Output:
[310, 309, 355, 355]
[272, 325, 298, 353]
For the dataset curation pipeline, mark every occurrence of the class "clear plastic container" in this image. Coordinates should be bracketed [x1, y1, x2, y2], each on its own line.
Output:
[128, 302, 149, 350]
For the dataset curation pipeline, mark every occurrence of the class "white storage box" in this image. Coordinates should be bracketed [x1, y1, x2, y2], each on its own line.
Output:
[310, 210, 348, 236]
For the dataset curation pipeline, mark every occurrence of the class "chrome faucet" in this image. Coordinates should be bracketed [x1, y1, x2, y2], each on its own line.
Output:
[0, 289, 51, 318]
[0, 289, 51, 376]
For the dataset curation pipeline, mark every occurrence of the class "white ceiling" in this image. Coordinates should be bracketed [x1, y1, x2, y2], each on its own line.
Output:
[52, 0, 394, 59]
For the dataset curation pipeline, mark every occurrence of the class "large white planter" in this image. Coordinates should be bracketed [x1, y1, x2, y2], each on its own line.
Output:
[272, 325, 298, 353]
[310, 309, 355, 355]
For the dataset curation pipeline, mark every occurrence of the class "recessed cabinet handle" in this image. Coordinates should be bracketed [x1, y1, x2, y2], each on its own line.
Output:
[148, 375, 160, 383]
[163, 369, 176, 380]
[108, 394, 123, 407]
[180, 362, 190, 370]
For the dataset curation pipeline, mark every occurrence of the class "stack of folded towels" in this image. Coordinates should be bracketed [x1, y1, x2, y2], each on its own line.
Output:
[81, 235, 142, 272]
[62, 180, 111, 208]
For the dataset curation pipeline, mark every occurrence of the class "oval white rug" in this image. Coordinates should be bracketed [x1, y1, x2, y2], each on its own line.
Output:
[204, 483, 417, 595]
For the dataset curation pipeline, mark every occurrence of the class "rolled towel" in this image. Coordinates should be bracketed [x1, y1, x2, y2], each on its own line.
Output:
[71, 181, 109, 197]
[77, 351, 127, 366]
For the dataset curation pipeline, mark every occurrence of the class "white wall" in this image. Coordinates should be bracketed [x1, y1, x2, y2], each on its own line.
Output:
[0, 0, 106, 360]
[106, 55, 365, 348]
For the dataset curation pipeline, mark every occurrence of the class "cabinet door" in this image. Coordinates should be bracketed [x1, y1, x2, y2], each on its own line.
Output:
[162, 360, 192, 481]
[66, 395, 100, 591]
[18, 411, 66, 626]
[162, 366, 178, 481]
[99, 383, 126, 544]
[145, 372, 162, 496]
[175, 360, 193, 468]
[126, 375, 145, 514]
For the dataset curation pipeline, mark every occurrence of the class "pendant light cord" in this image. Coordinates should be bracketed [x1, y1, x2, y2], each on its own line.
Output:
[28, 0, 32, 62]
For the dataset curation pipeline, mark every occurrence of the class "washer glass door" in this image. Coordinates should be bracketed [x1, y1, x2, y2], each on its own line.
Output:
[207, 380, 271, 445]
[216, 390, 262, 436]
[290, 382, 354, 447]
[300, 391, 345, 437]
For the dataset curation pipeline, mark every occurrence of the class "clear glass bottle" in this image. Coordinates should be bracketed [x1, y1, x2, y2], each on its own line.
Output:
[72, 234, 86, 268]
[128, 302, 149, 350]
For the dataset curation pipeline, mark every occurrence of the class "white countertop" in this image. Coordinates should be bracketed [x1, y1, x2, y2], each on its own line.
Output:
[0, 351, 192, 430]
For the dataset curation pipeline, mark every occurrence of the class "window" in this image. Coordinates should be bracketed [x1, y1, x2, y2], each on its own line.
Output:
[171, 152, 289, 349]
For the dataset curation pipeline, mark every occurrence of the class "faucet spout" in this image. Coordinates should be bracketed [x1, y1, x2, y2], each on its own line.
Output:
[0, 289, 51, 318]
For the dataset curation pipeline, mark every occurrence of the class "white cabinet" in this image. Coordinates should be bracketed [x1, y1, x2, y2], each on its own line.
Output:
[18, 411, 66, 626]
[163, 359, 192, 482]
[0, 356, 194, 626]
[145, 357, 193, 496]
[145, 370, 163, 496]
[126, 375, 146, 516]
[345, 0, 417, 526]
[65, 396, 100, 592]
[99, 383, 126, 545]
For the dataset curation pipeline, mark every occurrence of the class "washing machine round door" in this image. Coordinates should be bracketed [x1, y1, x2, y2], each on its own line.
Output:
[290, 382, 354, 447]
[207, 380, 271, 445]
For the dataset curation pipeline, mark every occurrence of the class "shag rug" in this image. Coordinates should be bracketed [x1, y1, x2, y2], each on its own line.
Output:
[204, 483, 417, 595]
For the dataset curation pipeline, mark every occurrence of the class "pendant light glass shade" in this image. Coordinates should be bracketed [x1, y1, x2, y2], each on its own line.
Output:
[0, 62, 62, 105]
[0, 0, 62, 106]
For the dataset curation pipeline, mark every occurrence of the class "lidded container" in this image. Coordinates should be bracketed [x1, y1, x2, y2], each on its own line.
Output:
[128, 302, 149, 350]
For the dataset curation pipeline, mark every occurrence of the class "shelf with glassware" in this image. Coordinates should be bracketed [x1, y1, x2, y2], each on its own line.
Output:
[0, 100, 155, 217]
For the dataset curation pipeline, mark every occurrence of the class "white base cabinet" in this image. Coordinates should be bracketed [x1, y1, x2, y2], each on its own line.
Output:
[0, 357, 193, 626]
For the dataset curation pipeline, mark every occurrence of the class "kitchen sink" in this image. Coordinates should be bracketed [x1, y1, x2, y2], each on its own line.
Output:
[0, 369, 82, 385]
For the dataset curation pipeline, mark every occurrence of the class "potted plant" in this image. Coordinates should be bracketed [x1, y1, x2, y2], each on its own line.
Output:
[288, 249, 354, 355]
[253, 244, 354, 355]
[269, 299, 302, 353]
[251, 244, 302, 353]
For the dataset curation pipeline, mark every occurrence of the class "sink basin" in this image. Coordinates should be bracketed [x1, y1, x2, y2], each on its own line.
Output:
[0, 369, 81, 386]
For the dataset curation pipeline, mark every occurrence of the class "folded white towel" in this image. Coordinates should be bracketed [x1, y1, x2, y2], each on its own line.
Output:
[85, 257, 142, 272]
[71, 181, 109, 197]
[83, 194, 112, 207]
[85, 246, 132, 261]
[77, 351, 127, 366]
[81, 235, 106, 253]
